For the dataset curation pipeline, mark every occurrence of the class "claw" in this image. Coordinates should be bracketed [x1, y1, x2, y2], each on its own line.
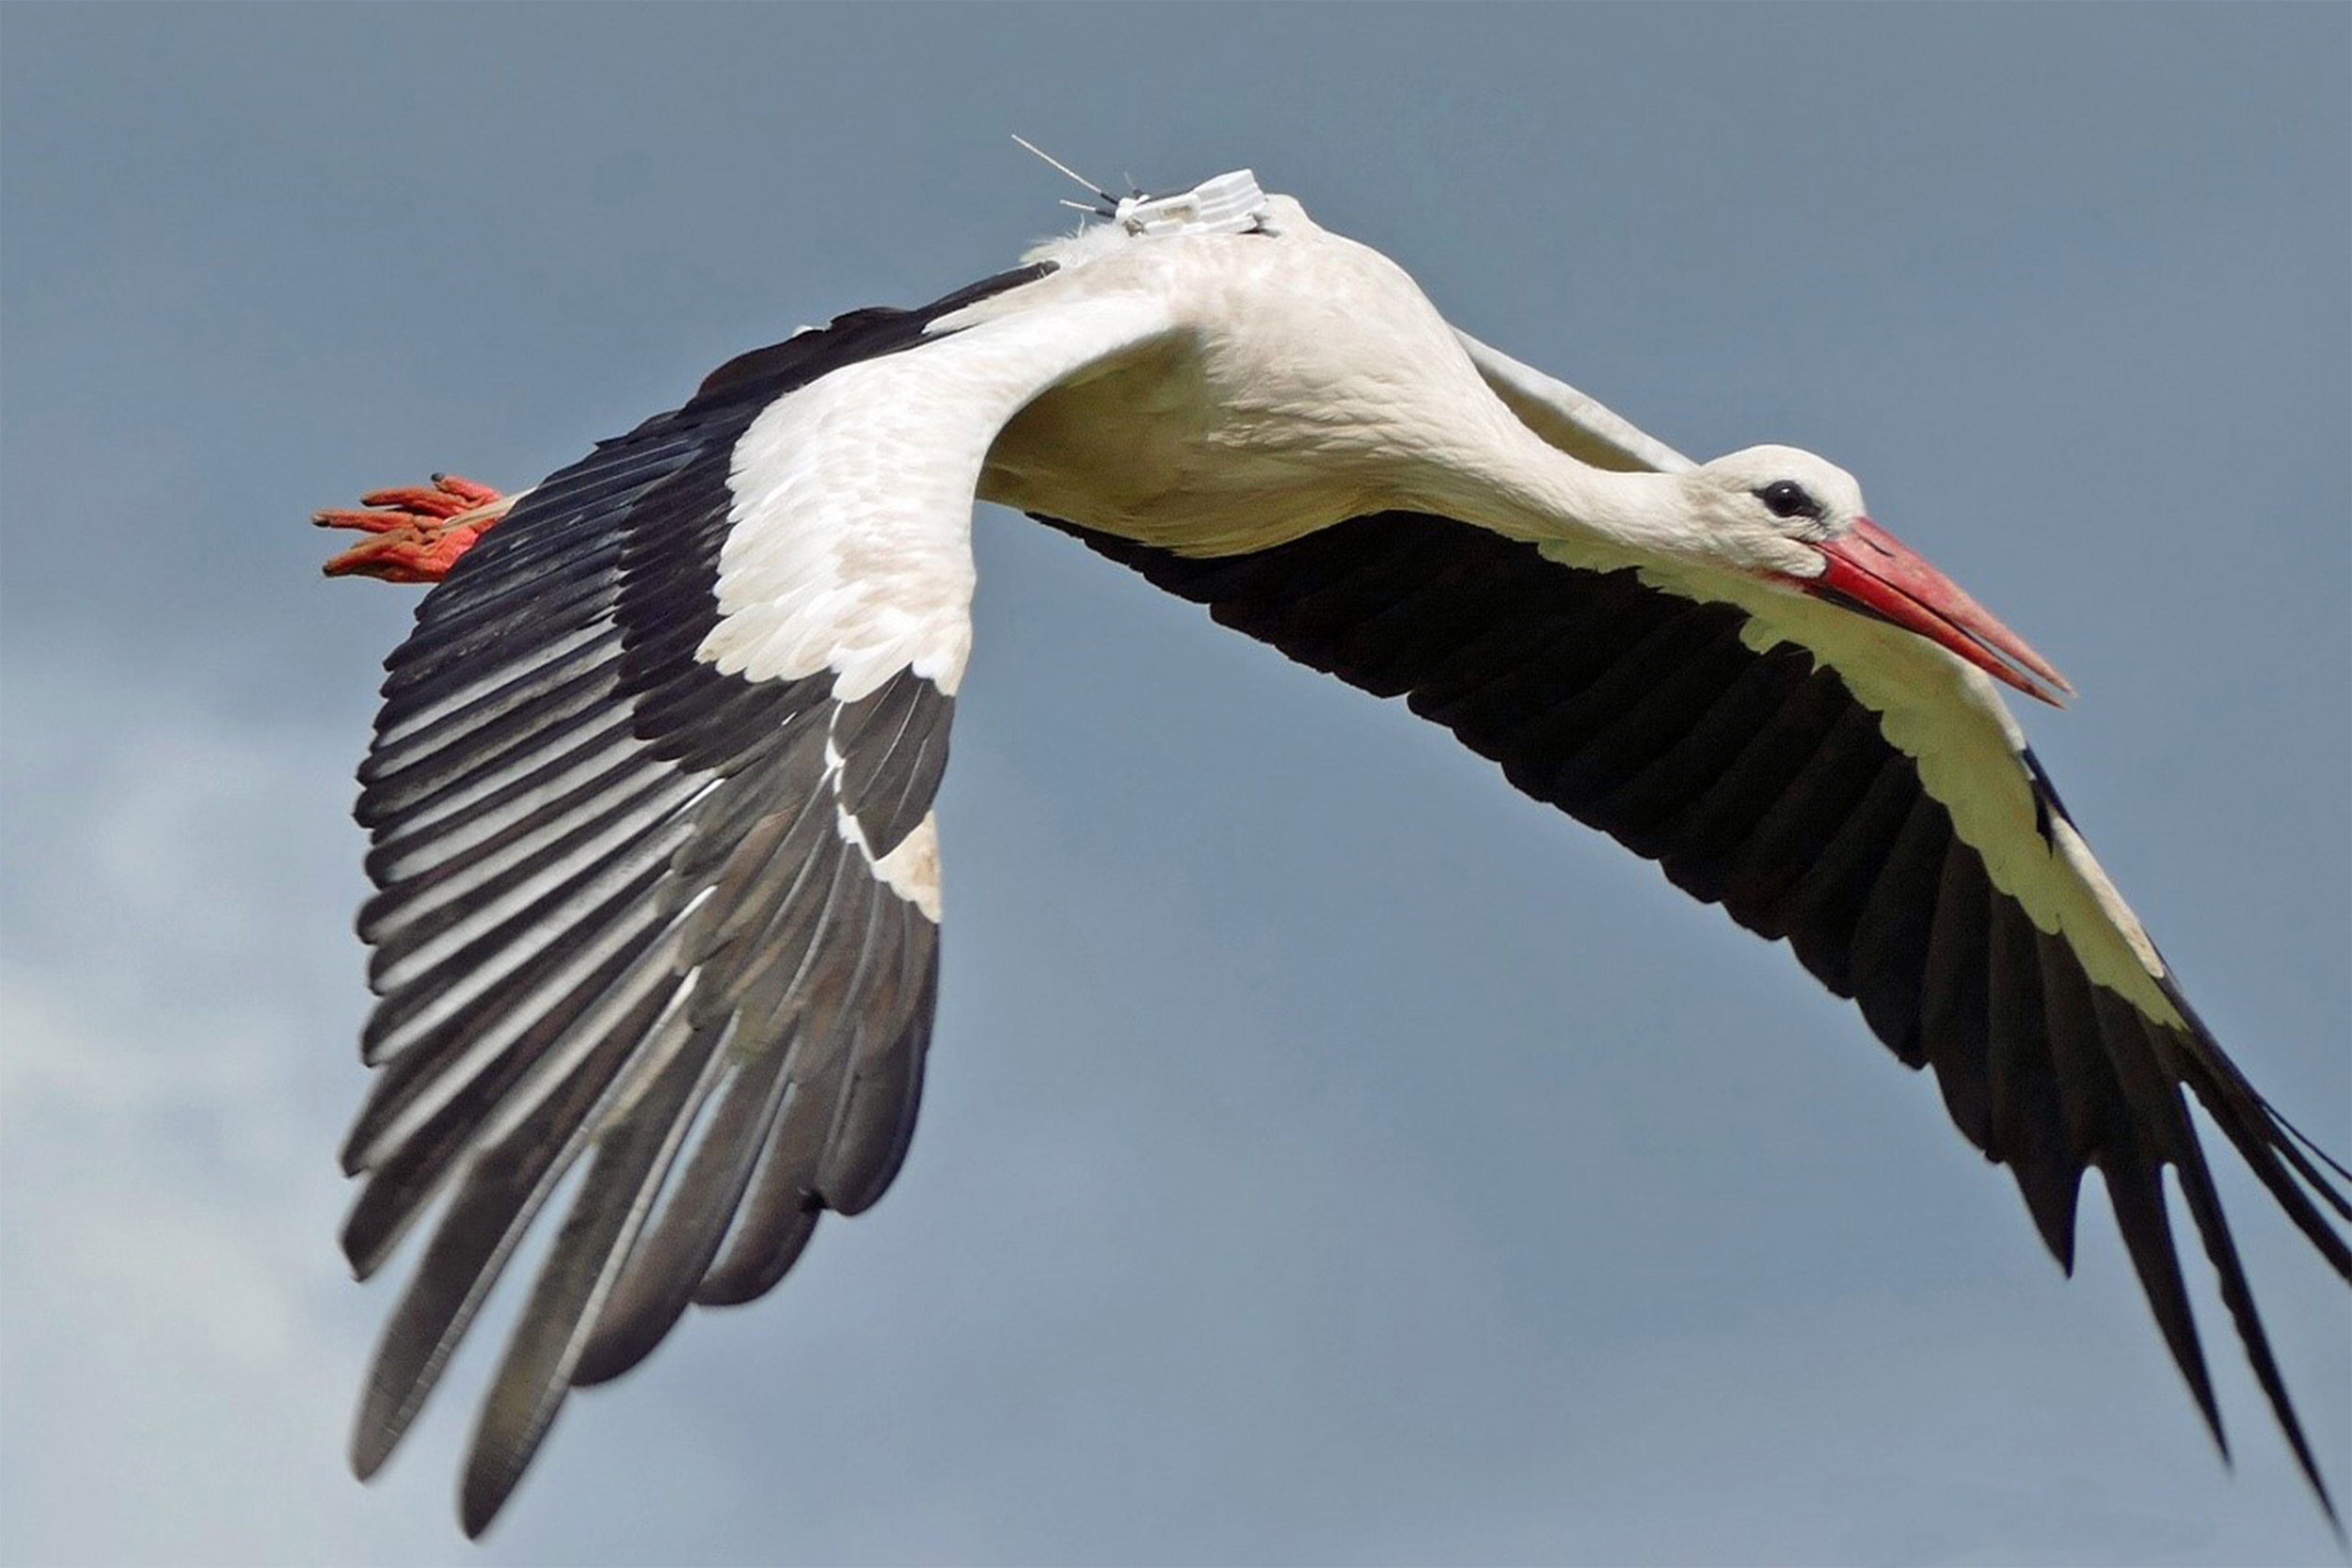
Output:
[316, 474, 511, 583]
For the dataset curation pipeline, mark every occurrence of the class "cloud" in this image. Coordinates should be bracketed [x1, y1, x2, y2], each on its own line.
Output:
[0, 683, 465, 1565]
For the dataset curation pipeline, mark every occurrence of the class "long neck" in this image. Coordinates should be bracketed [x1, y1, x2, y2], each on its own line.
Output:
[1405, 406, 1699, 562]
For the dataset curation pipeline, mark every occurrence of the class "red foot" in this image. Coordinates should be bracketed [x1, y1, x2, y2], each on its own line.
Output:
[315, 474, 511, 584]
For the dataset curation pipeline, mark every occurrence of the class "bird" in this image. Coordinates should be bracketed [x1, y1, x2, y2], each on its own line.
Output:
[316, 163, 2349, 1538]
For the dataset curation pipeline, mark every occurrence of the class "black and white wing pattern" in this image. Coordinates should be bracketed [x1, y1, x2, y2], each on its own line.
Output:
[342, 264, 1171, 1534]
[1042, 506, 2352, 1519]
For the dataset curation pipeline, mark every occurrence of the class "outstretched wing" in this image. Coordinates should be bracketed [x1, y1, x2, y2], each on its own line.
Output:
[1042, 505, 2352, 1519]
[342, 265, 1172, 1534]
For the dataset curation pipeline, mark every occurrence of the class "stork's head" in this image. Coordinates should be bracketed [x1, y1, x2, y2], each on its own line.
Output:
[1686, 444, 2072, 705]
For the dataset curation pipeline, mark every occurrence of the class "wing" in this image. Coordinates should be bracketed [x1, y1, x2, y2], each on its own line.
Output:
[1454, 329, 1697, 477]
[1041, 505, 2352, 1518]
[342, 264, 1173, 1535]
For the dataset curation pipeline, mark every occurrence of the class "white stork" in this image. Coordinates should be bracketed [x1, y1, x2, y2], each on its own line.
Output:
[317, 166, 2349, 1537]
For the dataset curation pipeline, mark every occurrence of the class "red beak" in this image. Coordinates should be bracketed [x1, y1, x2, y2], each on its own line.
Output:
[1804, 517, 2073, 705]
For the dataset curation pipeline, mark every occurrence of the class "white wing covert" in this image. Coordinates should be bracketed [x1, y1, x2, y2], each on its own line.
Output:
[1454, 329, 1697, 476]
[341, 263, 1173, 1534]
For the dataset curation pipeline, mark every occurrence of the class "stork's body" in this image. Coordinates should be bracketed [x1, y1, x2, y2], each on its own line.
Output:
[316, 168, 2349, 1540]
[983, 199, 1519, 548]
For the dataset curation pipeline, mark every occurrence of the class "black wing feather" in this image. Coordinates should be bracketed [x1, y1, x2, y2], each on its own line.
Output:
[1043, 507, 2352, 1520]
[342, 267, 1048, 1533]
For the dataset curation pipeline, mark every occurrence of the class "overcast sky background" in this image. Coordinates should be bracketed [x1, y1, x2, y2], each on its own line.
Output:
[3, 7, 2346, 1565]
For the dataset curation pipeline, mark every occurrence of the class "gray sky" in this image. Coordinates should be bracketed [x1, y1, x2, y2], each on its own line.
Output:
[2, 6, 2345, 1564]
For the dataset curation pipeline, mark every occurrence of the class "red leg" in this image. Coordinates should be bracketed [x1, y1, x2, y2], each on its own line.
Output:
[315, 473, 511, 584]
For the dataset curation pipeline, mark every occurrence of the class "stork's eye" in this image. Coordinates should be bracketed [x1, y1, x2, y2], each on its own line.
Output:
[1756, 480, 1823, 521]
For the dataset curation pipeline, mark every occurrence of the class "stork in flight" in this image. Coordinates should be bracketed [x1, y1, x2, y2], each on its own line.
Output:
[318, 166, 2349, 1537]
